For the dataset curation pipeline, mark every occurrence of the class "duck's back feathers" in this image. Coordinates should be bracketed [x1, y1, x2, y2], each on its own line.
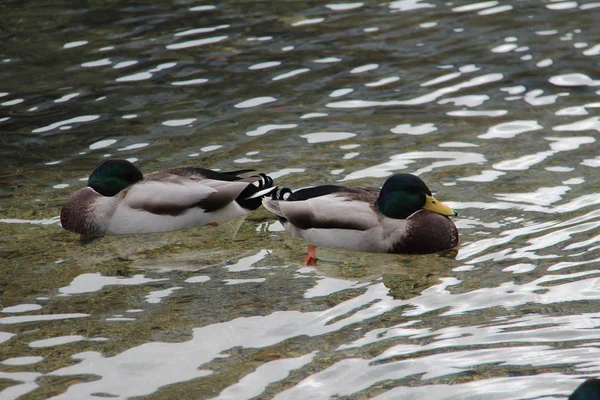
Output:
[123, 177, 250, 215]
[264, 186, 380, 231]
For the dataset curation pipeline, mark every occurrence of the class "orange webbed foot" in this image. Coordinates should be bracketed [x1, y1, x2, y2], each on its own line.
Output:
[207, 222, 220, 227]
[304, 244, 318, 266]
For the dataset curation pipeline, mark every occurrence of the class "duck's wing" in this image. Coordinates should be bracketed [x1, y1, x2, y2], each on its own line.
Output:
[263, 186, 381, 231]
[154, 167, 255, 181]
[122, 174, 253, 215]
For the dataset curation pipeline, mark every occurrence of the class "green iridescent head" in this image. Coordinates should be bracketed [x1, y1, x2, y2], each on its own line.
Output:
[88, 159, 143, 196]
[374, 174, 457, 219]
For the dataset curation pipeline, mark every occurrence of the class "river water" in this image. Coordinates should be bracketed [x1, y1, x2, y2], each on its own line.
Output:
[1, 1, 600, 399]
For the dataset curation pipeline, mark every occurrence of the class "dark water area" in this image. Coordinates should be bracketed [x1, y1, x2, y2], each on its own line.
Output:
[2, 0, 600, 399]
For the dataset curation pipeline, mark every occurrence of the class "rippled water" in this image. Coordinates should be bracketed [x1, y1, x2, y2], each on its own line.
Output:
[2, 0, 600, 399]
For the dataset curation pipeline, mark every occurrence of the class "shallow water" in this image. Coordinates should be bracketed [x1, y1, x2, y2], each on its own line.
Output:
[2, 0, 600, 399]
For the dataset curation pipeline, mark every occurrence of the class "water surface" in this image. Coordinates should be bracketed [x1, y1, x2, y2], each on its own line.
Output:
[2, 0, 600, 399]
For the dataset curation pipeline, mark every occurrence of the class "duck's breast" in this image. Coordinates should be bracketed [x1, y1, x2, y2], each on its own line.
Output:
[391, 210, 459, 254]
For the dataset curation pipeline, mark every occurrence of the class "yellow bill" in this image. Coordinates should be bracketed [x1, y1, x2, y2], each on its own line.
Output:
[423, 195, 458, 216]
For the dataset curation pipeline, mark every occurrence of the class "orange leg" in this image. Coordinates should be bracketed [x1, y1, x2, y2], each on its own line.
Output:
[207, 222, 220, 227]
[304, 244, 318, 266]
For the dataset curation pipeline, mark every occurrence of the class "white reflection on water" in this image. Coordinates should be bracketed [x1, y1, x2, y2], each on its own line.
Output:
[0, 217, 60, 225]
[46, 285, 403, 399]
[63, 40, 88, 49]
[0, 314, 89, 325]
[59, 273, 167, 295]
[452, 1, 498, 12]
[301, 131, 356, 143]
[478, 120, 542, 139]
[389, 0, 434, 11]
[213, 352, 318, 400]
[81, 59, 111, 68]
[175, 25, 229, 36]
[0, 332, 15, 344]
[189, 5, 216, 11]
[325, 2, 364, 11]
[89, 139, 117, 149]
[224, 250, 271, 272]
[185, 276, 211, 283]
[479, 4, 513, 15]
[234, 96, 277, 108]
[553, 116, 600, 132]
[249, 61, 281, 70]
[365, 76, 400, 87]
[1, 356, 44, 366]
[224, 278, 266, 285]
[495, 186, 570, 206]
[246, 124, 297, 136]
[327, 73, 503, 108]
[304, 276, 370, 298]
[272, 68, 310, 81]
[438, 94, 488, 106]
[447, 109, 507, 117]
[171, 78, 209, 85]
[492, 136, 594, 171]
[291, 18, 325, 26]
[421, 71, 461, 86]
[29, 335, 86, 348]
[341, 151, 486, 181]
[277, 337, 600, 399]
[166, 35, 228, 50]
[459, 170, 505, 182]
[115, 72, 153, 82]
[391, 123, 437, 135]
[32, 115, 99, 133]
[162, 118, 196, 126]
[350, 64, 378, 73]
[1, 304, 42, 313]
[329, 88, 353, 97]
[113, 60, 138, 69]
[0, 371, 41, 400]
[146, 287, 183, 304]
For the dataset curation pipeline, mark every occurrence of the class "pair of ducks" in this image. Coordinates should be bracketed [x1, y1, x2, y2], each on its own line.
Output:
[61, 160, 459, 265]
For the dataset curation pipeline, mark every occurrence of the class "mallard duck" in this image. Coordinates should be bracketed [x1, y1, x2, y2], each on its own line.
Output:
[570, 379, 600, 400]
[61, 159, 277, 236]
[262, 173, 458, 265]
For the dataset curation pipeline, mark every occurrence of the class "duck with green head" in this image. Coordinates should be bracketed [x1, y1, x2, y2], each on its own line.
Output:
[262, 173, 459, 265]
[570, 379, 600, 400]
[61, 159, 277, 236]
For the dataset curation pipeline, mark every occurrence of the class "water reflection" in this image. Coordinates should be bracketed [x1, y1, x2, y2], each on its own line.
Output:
[2, 0, 600, 398]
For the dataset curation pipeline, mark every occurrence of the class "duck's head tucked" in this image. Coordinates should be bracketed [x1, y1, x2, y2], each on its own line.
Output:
[88, 160, 144, 197]
[375, 174, 457, 219]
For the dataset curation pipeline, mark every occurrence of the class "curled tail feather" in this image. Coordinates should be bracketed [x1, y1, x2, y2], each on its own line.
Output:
[235, 173, 277, 210]
[271, 187, 292, 200]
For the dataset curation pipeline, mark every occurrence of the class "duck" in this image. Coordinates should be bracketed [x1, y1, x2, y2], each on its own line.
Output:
[262, 173, 459, 265]
[60, 159, 277, 236]
[570, 379, 600, 400]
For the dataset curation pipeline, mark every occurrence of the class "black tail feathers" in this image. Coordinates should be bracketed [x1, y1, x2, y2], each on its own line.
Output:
[271, 187, 292, 200]
[253, 173, 274, 190]
[236, 173, 277, 210]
